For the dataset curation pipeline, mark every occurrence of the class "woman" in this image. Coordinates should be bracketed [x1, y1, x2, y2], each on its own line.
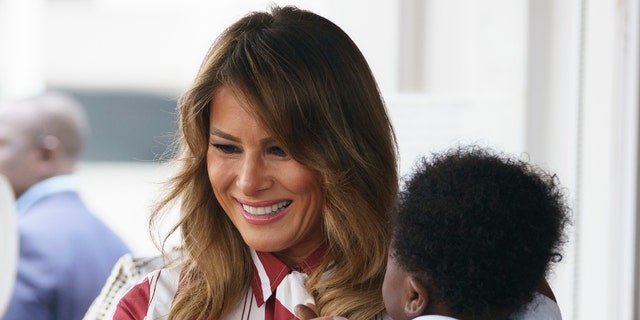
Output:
[113, 5, 397, 320]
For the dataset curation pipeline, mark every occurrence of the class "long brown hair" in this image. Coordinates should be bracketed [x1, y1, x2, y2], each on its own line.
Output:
[152, 6, 398, 319]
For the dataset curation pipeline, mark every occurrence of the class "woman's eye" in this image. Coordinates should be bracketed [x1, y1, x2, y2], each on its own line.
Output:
[212, 144, 241, 154]
[267, 146, 287, 157]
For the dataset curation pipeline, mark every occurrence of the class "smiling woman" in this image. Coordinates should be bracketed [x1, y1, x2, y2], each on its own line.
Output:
[110, 5, 398, 320]
[207, 86, 325, 263]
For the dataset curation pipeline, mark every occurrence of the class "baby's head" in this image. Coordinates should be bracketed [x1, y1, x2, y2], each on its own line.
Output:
[382, 146, 570, 320]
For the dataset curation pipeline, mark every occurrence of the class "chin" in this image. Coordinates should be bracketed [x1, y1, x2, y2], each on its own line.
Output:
[244, 237, 286, 253]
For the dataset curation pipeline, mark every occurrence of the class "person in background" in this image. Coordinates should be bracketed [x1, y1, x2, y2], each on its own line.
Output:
[381, 146, 570, 320]
[0, 92, 131, 320]
[111, 5, 398, 320]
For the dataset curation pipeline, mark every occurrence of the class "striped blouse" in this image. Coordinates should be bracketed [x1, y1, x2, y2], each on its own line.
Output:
[104, 249, 559, 320]
[112, 247, 388, 320]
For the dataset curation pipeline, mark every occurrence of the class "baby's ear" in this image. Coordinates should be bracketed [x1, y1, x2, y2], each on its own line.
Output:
[404, 275, 428, 318]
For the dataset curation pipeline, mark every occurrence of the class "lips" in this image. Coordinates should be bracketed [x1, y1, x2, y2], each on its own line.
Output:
[241, 200, 292, 216]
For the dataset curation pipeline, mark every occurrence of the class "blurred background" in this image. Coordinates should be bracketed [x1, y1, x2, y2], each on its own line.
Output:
[0, 0, 638, 319]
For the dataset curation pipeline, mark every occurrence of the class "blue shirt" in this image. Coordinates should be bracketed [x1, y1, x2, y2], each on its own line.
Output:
[4, 175, 131, 320]
[16, 175, 78, 214]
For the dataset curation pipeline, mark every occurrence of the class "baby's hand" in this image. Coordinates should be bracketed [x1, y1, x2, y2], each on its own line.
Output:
[294, 303, 347, 320]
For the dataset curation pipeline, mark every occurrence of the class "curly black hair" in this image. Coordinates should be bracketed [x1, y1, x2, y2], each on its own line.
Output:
[390, 146, 570, 317]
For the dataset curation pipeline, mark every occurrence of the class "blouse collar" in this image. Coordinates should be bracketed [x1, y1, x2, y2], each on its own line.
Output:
[250, 244, 327, 307]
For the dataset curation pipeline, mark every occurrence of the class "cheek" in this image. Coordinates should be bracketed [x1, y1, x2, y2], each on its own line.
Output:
[382, 265, 395, 305]
[283, 164, 321, 196]
[206, 155, 215, 184]
[0, 146, 31, 173]
[0, 144, 20, 165]
[382, 259, 408, 320]
[206, 154, 231, 194]
[291, 172, 324, 219]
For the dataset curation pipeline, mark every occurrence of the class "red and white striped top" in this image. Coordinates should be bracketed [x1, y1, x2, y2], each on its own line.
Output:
[107, 248, 560, 320]
[112, 247, 388, 320]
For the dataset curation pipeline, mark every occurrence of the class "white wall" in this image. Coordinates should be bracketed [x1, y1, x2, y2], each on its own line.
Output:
[0, 0, 46, 99]
[526, 0, 640, 319]
[75, 162, 170, 256]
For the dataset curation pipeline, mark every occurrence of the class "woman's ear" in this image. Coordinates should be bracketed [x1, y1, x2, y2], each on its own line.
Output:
[403, 275, 429, 318]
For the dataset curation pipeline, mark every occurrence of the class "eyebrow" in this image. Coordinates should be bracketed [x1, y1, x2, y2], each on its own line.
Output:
[210, 127, 239, 142]
[209, 127, 278, 146]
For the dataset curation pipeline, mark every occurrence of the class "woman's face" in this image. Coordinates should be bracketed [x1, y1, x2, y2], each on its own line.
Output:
[207, 86, 325, 265]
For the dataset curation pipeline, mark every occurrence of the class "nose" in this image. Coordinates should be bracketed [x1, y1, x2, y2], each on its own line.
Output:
[237, 154, 271, 195]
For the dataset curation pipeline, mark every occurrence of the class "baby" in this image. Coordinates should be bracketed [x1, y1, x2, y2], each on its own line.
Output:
[383, 146, 570, 320]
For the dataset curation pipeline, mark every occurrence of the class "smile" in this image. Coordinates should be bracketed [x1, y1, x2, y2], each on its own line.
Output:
[242, 200, 292, 215]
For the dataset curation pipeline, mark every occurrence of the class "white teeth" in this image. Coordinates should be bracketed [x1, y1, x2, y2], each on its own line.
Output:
[242, 200, 291, 215]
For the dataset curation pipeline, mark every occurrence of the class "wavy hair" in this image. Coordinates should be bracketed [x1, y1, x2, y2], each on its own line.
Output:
[151, 6, 398, 319]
